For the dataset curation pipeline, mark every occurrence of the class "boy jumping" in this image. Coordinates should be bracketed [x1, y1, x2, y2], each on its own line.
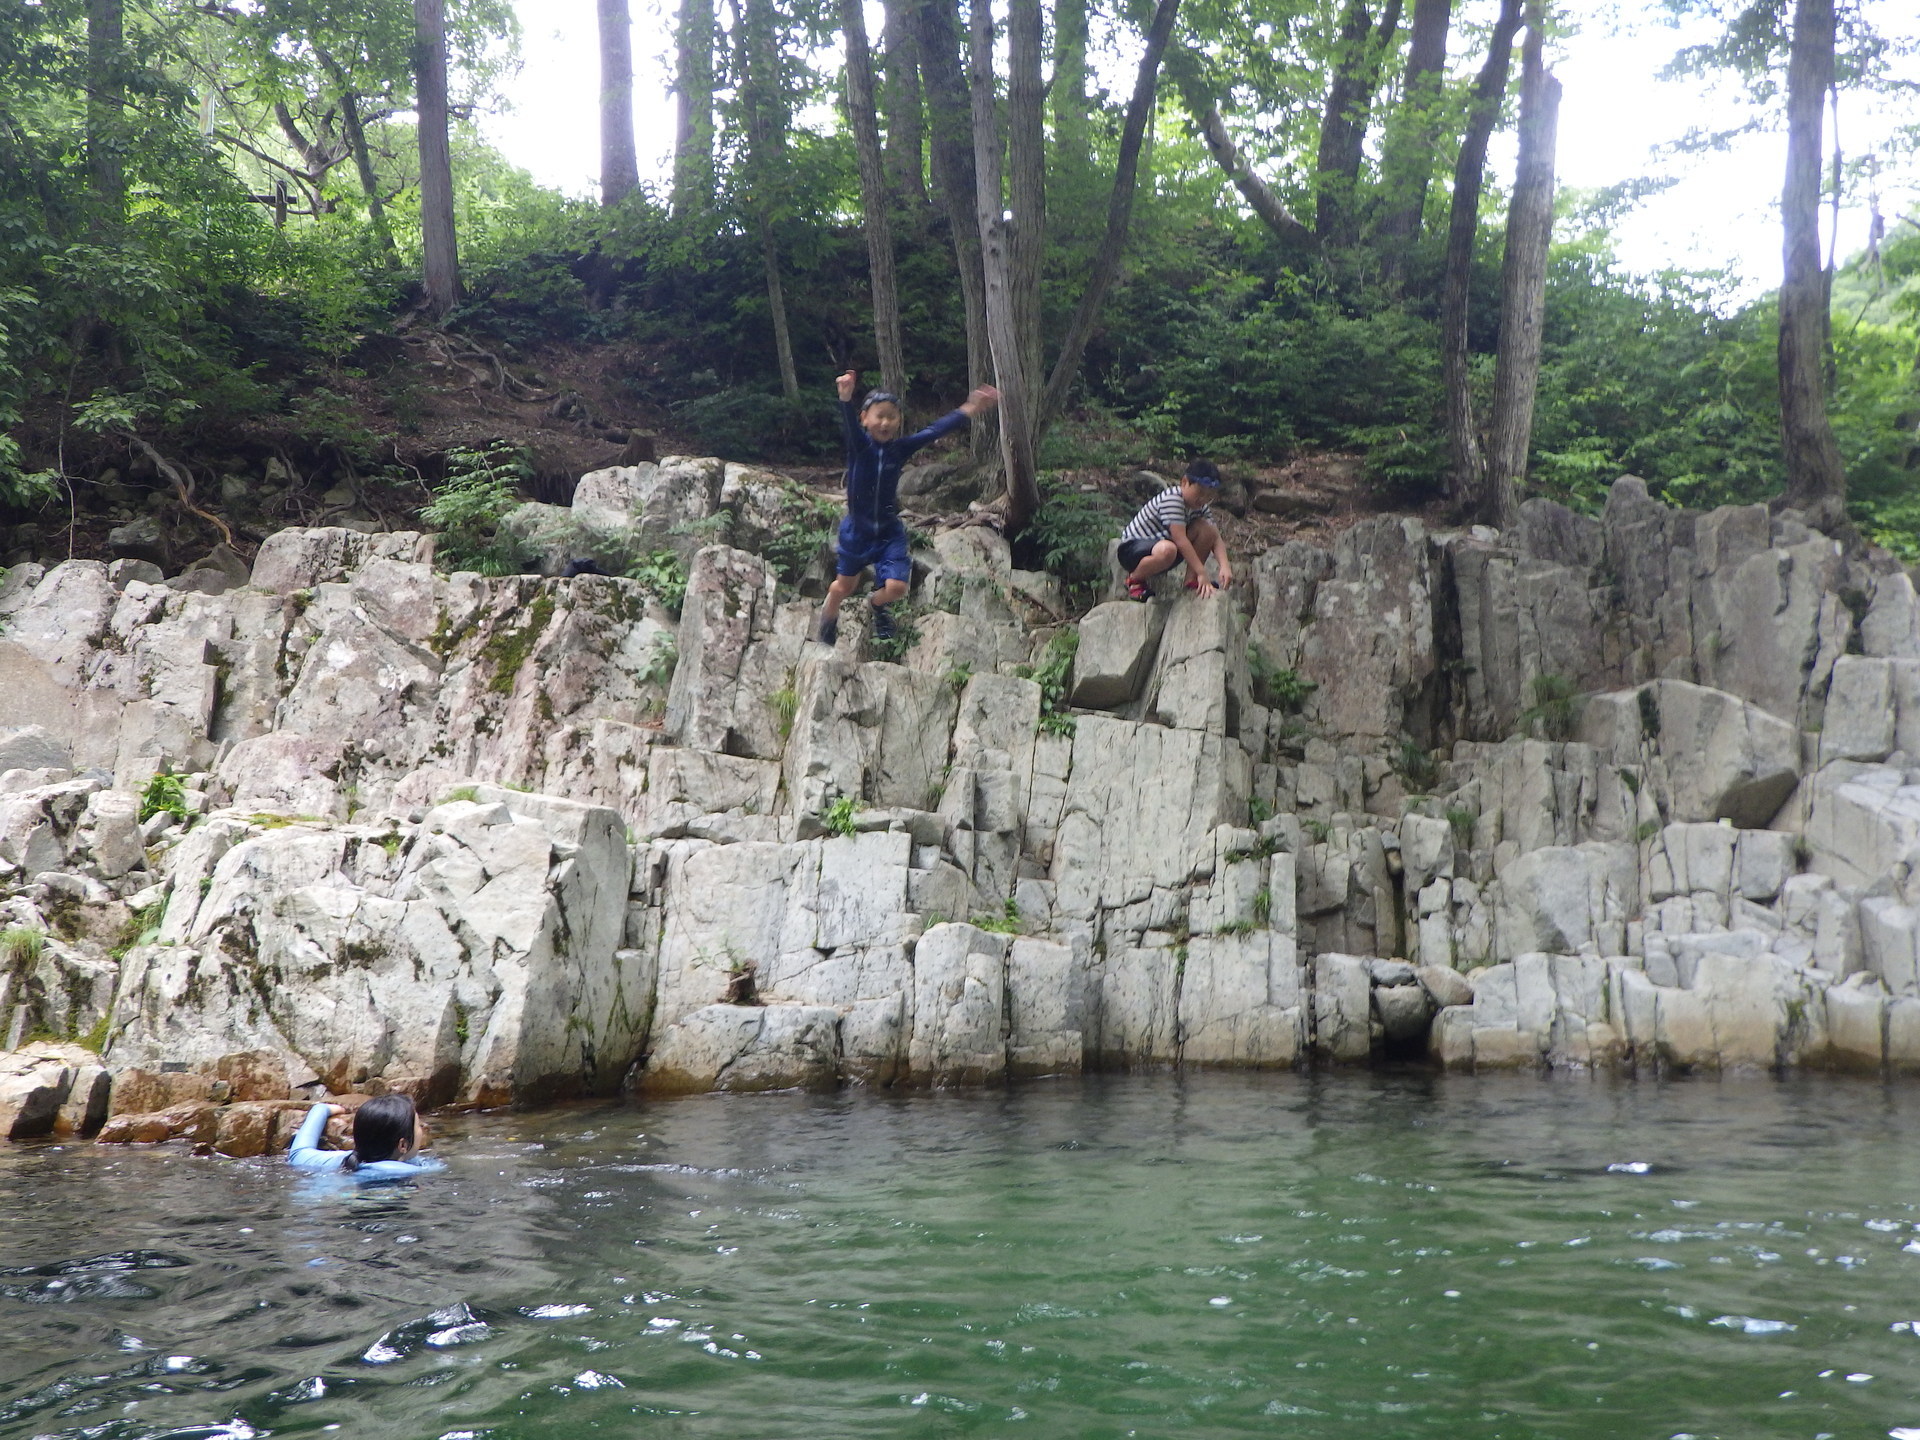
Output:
[1116, 460, 1233, 600]
[818, 371, 999, 646]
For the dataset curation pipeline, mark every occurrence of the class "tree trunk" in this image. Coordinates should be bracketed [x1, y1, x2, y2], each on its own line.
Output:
[1313, 0, 1401, 245]
[970, 0, 1039, 533]
[1006, 0, 1046, 399]
[913, 0, 993, 461]
[1776, 0, 1848, 530]
[671, 0, 716, 216]
[1440, 0, 1521, 516]
[1037, 0, 1182, 440]
[86, 0, 125, 221]
[326, 60, 400, 268]
[1167, 51, 1314, 248]
[841, 0, 908, 401]
[742, 0, 799, 397]
[880, 0, 928, 206]
[1374, 0, 1452, 278]
[1484, 4, 1560, 529]
[1051, 0, 1091, 195]
[598, 0, 640, 206]
[413, 0, 459, 319]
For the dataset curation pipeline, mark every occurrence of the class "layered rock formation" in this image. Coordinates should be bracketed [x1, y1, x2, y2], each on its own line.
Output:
[5, 461, 1920, 1138]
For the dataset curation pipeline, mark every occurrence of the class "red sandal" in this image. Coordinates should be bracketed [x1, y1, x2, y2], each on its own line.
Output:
[1125, 577, 1151, 601]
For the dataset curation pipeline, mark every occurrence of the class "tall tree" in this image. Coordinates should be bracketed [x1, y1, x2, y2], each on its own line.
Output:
[970, 0, 1041, 531]
[1038, 0, 1182, 436]
[1374, 0, 1452, 276]
[87, 0, 126, 221]
[879, 0, 928, 207]
[1005, 0, 1046, 399]
[1775, 0, 1848, 530]
[316, 49, 400, 266]
[1484, 1, 1561, 528]
[413, 0, 460, 319]
[1313, 0, 1402, 245]
[598, 0, 640, 206]
[1168, 48, 1314, 248]
[741, 0, 799, 397]
[912, 0, 993, 461]
[840, 0, 908, 400]
[671, 0, 716, 215]
[1050, 0, 1092, 198]
[1440, 0, 1521, 516]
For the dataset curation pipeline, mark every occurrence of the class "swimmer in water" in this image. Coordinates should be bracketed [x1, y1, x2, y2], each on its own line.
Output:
[287, 1094, 439, 1177]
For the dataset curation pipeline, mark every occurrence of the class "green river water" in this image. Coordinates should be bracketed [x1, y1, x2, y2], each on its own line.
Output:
[4, 1071, 1920, 1439]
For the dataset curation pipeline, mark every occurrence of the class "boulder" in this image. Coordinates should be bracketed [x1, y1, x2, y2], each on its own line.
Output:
[1578, 680, 1800, 828]
[637, 1003, 841, 1095]
[908, 922, 1009, 1084]
[1070, 602, 1165, 709]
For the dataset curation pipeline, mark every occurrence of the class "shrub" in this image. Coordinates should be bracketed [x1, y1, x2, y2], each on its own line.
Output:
[423, 444, 532, 575]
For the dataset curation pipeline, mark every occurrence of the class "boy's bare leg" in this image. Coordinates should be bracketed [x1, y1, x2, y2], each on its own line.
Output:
[822, 572, 861, 620]
[1126, 539, 1181, 585]
[872, 579, 909, 607]
[1185, 520, 1220, 580]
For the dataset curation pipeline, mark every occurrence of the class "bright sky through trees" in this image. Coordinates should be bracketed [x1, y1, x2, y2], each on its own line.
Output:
[481, 0, 1918, 300]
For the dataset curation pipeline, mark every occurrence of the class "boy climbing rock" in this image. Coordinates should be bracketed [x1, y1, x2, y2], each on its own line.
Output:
[817, 371, 999, 647]
[1117, 460, 1232, 600]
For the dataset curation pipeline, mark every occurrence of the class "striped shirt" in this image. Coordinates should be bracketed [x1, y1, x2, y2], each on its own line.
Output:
[1121, 487, 1212, 544]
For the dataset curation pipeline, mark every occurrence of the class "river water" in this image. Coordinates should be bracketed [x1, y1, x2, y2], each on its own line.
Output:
[4, 1072, 1920, 1439]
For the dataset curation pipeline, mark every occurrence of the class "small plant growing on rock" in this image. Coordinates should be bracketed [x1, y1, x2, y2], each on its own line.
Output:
[1017, 630, 1079, 738]
[1634, 818, 1664, 844]
[867, 602, 919, 663]
[2, 925, 45, 968]
[1249, 645, 1316, 713]
[1518, 673, 1576, 742]
[423, 442, 531, 575]
[442, 786, 481, 805]
[976, 897, 1023, 935]
[1395, 739, 1439, 794]
[769, 683, 800, 740]
[822, 794, 858, 838]
[1637, 686, 1661, 740]
[625, 551, 688, 612]
[1252, 887, 1273, 926]
[1445, 806, 1477, 849]
[723, 957, 759, 1006]
[138, 767, 191, 825]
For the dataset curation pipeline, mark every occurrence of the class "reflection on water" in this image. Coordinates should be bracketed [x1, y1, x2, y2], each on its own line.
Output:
[5, 1071, 1920, 1438]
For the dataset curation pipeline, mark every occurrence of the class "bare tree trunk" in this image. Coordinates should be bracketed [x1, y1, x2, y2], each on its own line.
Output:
[841, 0, 908, 400]
[1440, 0, 1520, 517]
[87, 0, 125, 221]
[671, 0, 716, 215]
[1037, 0, 1182, 439]
[880, 0, 928, 206]
[1374, 0, 1452, 278]
[1313, 0, 1402, 246]
[598, 0, 640, 205]
[321, 52, 399, 267]
[413, 0, 460, 319]
[971, 0, 1039, 533]
[1484, 4, 1560, 529]
[1168, 51, 1314, 248]
[742, 0, 799, 397]
[913, 0, 993, 461]
[1051, 0, 1091, 200]
[1776, 0, 1848, 531]
[1006, 0, 1046, 399]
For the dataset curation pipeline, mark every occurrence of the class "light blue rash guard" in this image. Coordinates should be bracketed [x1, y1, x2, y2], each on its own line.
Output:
[286, 1103, 443, 1179]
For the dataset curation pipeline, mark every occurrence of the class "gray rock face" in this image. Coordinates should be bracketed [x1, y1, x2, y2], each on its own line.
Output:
[17, 470, 1920, 1119]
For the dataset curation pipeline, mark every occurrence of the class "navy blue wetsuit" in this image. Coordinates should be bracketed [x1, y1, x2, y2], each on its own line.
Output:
[836, 401, 970, 585]
[286, 1103, 442, 1179]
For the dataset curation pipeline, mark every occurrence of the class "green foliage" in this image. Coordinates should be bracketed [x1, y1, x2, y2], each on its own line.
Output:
[1395, 740, 1440, 794]
[769, 684, 800, 740]
[1025, 476, 1119, 593]
[442, 786, 482, 805]
[974, 898, 1024, 935]
[138, 768, 191, 825]
[1248, 645, 1316, 713]
[868, 603, 919, 663]
[1634, 818, 1665, 844]
[944, 662, 974, 692]
[1445, 807, 1477, 849]
[821, 794, 857, 838]
[424, 444, 532, 575]
[1637, 686, 1662, 741]
[1018, 630, 1080, 738]
[624, 552, 689, 613]
[1251, 888, 1273, 927]
[2, 926, 46, 969]
[1518, 674, 1577, 742]
[636, 634, 678, 691]
[1248, 796, 1273, 825]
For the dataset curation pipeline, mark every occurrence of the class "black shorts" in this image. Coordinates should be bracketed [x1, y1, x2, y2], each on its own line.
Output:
[1117, 536, 1163, 571]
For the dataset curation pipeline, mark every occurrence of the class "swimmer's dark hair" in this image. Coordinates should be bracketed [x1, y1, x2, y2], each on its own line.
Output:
[860, 389, 901, 414]
[342, 1093, 417, 1172]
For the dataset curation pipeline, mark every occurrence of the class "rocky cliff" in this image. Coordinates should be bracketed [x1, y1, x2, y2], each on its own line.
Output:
[6, 460, 1920, 1141]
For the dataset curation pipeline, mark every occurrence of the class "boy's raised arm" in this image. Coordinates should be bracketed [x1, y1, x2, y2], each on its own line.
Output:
[836, 370, 861, 459]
